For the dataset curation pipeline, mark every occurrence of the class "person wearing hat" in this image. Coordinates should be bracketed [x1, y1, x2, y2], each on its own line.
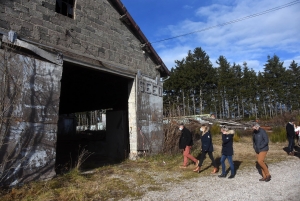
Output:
[218, 126, 235, 179]
[252, 123, 271, 182]
[286, 118, 296, 155]
[178, 123, 199, 168]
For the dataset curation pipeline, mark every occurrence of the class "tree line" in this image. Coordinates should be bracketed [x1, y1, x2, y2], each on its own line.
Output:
[163, 47, 300, 119]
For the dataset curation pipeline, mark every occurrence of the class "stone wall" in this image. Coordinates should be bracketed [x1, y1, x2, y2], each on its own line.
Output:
[0, 0, 159, 78]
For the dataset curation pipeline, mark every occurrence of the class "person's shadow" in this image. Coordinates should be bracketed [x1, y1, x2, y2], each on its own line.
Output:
[232, 160, 242, 175]
[283, 147, 289, 154]
[283, 146, 300, 158]
[293, 146, 300, 158]
[195, 155, 242, 175]
[195, 152, 211, 172]
[213, 157, 242, 176]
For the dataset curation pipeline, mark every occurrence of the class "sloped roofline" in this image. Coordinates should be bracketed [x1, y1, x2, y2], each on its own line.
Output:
[108, 0, 170, 77]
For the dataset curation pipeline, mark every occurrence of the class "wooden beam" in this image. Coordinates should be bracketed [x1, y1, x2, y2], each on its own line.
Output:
[2, 35, 63, 66]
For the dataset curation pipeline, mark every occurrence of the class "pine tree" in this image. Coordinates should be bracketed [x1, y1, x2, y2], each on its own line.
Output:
[263, 55, 286, 116]
[287, 60, 300, 111]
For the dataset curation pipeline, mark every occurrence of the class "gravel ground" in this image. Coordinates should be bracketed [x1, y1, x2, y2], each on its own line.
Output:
[138, 157, 300, 201]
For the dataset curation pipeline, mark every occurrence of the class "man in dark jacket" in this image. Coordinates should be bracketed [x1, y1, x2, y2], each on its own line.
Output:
[178, 123, 198, 168]
[252, 123, 271, 182]
[286, 118, 295, 156]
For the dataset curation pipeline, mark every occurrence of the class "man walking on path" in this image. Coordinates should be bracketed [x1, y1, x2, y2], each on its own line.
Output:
[252, 123, 271, 182]
[286, 118, 296, 156]
[178, 123, 198, 168]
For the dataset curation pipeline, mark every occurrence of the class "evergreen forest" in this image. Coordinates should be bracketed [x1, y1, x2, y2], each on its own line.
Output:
[163, 47, 300, 119]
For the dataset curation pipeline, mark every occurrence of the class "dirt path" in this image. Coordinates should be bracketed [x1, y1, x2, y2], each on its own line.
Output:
[137, 157, 300, 201]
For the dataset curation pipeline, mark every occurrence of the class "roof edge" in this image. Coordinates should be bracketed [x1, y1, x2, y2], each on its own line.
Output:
[108, 0, 170, 77]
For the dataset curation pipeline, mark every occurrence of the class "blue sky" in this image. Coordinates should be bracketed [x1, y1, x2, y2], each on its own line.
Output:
[121, 0, 300, 72]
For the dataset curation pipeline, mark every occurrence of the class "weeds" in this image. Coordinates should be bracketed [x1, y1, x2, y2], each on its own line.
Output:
[270, 126, 287, 143]
[210, 123, 221, 135]
[269, 111, 300, 127]
[75, 146, 93, 171]
[233, 130, 241, 142]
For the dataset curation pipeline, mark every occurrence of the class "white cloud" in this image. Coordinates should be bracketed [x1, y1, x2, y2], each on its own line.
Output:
[158, 45, 194, 69]
[156, 0, 300, 72]
[183, 5, 193, 9]
[284, 56, 300, 68]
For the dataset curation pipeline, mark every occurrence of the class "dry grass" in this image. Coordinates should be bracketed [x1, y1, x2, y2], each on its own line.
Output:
[0, 136, 291, 201]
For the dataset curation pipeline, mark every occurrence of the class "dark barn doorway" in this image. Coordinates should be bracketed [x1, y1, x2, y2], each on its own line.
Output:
[56, 62, 133, 172]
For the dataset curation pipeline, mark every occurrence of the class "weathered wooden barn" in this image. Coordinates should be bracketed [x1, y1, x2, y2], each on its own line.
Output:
[0, 0, 169, 186]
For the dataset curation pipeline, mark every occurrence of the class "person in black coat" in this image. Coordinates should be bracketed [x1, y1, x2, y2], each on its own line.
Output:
[286, 118, 296, 155]
[178, 123, 198, 168]
[193, 125, 218, 173]
[218, 127, 235, 179]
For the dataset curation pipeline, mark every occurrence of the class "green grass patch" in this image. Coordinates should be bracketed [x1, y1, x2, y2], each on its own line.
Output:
[270, 126, 287, 143]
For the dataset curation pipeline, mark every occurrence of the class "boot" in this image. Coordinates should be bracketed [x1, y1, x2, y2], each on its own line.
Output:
[211, 167, 218, 174]
[193, 166, 201, 173]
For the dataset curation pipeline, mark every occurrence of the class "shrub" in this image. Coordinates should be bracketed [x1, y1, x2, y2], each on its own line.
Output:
[233, 130, 241, 142]
[163, 122, 181, 154]
[243, 115, 256, 121]
[270, 126, 287, 143]
[75, 146, 93, 171]
[210, 123, 220, 135]
[249, 116, 257, 121]
[238, 129, 253, 137]
[269, 111, 300, 127]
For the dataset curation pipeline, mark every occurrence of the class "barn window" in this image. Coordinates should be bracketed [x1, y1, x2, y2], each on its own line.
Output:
[56, 0, 74, 18]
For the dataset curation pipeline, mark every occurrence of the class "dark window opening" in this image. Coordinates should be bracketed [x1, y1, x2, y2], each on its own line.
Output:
[56, 0, 74, 18]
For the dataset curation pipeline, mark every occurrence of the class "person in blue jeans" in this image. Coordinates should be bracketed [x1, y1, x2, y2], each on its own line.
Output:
[218, 126, 235, 179]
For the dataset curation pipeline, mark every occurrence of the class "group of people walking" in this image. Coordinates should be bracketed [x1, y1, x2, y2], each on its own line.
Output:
[178, 122, 272, 182]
